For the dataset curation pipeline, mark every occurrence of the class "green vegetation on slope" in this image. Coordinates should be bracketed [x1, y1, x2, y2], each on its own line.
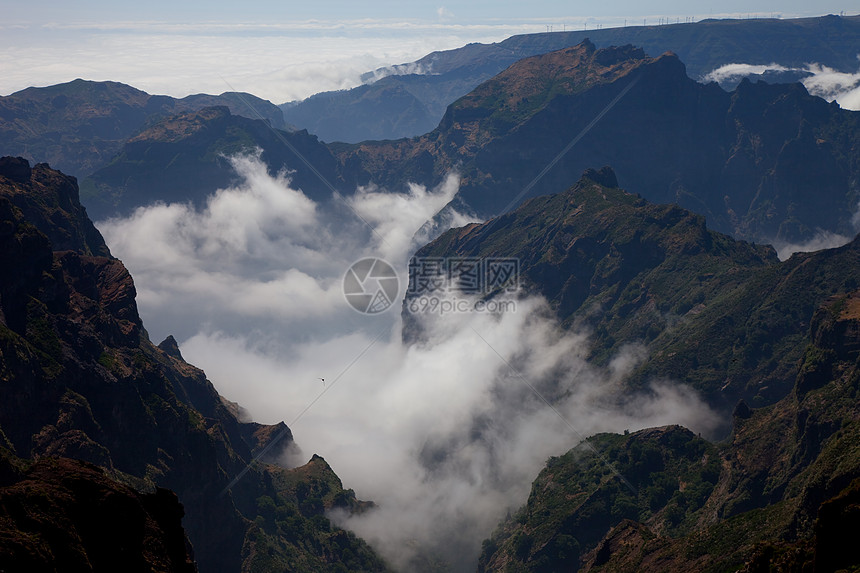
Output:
[478, 292, 860, 572]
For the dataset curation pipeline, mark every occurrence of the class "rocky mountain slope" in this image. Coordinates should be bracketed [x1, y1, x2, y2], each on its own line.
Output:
[338, 40, 860, 245]
[0, 79, 286, 178]
[478, 291, 860, 571]
[283, 14, 860, 142]
[407, 164, 860, 571]
[411, 167, 860, 421]
[407, 166, 775, 363]
[0, 157, 388, 572]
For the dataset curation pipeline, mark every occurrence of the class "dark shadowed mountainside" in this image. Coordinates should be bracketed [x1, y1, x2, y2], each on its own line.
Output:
[282, 14, 860, 142]
[0, 157, 388, 572]
[80, 106, 348, 221]
[0, 449, 197, 573]
[337, 41, 860, 245]
[0, 79, 286, 178]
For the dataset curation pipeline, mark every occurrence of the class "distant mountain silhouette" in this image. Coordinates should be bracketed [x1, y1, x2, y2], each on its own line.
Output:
[282, 14, 860, 142]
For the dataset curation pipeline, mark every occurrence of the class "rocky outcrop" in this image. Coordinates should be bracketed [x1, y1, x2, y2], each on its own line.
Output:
[0, 158, 388, 572]
[0, 156, 109, 256]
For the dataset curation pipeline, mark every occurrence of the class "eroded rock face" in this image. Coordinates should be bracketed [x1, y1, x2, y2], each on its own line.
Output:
[0, 157, 109, 257]
[0, 156, 32, 183]
[0, 452, 197, 573]
[0, 158, 389, 573]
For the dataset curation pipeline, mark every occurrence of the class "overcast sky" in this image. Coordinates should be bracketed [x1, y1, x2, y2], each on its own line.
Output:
[2, 1, 857, 102]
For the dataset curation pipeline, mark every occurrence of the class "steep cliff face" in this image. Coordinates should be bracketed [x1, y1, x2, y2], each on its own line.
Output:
[337, 41, 860, 245]
[0, 449, 197, 573]
[0, 158, 388, 572]
[478, 292, 860, 572]
[0, 156, 109, 256]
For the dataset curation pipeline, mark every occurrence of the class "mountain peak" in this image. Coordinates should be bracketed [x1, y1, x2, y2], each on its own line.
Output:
[129, 106, 232, 144]
[469, 40, 654, 103]
[411, 167, 776, 354]
[424, 40, 664, 166]
[581, 166, 618, 188]
[157, 335, 184, 360]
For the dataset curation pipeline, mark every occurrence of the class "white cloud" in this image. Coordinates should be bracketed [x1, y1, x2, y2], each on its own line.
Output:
[100, 153, 721, 571]
[702, 62, 793, 83]
[801, 61, 860, 110]
[703, 57, 860, 111]
[98, 152, 471, 340]
[347, 173, 471, 263]
[772, 229, 854, 260]
[182, 295, 719, 571]
[0, 21, 537, 102]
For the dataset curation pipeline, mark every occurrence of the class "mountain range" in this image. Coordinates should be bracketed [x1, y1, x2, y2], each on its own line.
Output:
[2, 13, 860, 573]
[4, 15, 860, 183]
[79, 106, 345, 220]
[282, 14, 860, 142]
[40, 39, 860, 250]
[0, 79, 287, 179]
[336, 40, 860, 245]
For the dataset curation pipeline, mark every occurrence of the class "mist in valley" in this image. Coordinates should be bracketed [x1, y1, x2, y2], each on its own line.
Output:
[100, 153, 722, 570]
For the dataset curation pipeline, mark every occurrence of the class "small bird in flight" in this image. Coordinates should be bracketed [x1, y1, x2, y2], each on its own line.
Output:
[317, 377, 326, 387]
